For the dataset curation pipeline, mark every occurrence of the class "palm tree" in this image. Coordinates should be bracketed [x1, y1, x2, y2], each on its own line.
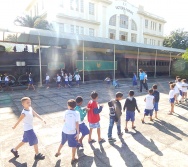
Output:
[14, 15, 52, 30]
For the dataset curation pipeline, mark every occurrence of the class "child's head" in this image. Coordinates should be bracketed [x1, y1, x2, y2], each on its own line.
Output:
[67, 99, 76, 109]
[139, 69, 143, 73]
[76, 96, 83, 106]
[91, 91, 98, 100]
[152, 84, 157, 90]
[21, 97, 31, 109]
[170, 83, 175, 89]
[116, 92, 123, 100]
[176, 76, 180, 80]
[177, 78, 181, 82]
[148, 89, 153, 95]
[182, 79, 186, 83]
[169, 81, 173, 85]
[57, 73, 59, 76]
[129, 90, 134, 97]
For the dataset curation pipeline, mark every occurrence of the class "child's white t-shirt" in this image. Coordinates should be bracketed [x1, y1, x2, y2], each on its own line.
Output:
[64, 76, 68, 81]
[75, 74, 80, 81]
[169, 89, 175, 98]
[57, 76, 61, 82]
[182, 82, 188, 92]
[22, 107, 33, 131]
[62, 110, 80, 134]
[174, 85, 179, 94]
[69, 75, 72, 81]
[46, 75, 50, 80]
[176, 82, 182, 90]
[145, 94, 154, 110]
[5, 76, 9, 82]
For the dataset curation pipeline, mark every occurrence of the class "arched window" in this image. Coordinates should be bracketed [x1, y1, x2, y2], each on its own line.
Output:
[109, 15, 116, 26]
[131, 20, 137, 31]
[119, 15, 128, 29]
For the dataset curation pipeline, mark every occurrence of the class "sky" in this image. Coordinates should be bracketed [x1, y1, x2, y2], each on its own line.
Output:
[0, 0, 187, 36]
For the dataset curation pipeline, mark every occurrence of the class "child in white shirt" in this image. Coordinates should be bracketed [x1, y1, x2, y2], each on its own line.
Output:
[168, 84, 176, 115]
[74, 74, 81, 87]
[181, 79, 188, 101]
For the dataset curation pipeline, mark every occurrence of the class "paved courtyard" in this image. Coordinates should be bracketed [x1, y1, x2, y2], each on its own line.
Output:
[0, 78, 188, 167]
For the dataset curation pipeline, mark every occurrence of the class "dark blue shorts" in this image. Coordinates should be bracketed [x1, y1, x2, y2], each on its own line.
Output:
[126, 111, 135, 121]
[22, 129, 38, 146]
[5, 81, 9, 86]
[61, 132, 78, 147]
[153, 102, 159, 111]
[179, 90, 183, 96]
[46, 80, 49, 84]
[76, 80, 80, 85]
[144, 109, 153, 116]
[169, 98, 175, 103]
[79, 123, 89, 136]
[132, 80, 137, 86]
[29, 81, 33, 84]
[65, 81, 69, 85]
[57, 81, 61, 85]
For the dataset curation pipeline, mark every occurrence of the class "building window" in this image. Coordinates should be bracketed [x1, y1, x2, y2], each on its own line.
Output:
[109, 15, 116, 26]
[59, 23, 64, 33]
[119, 31, 128, 41]
[71, 25, 74, 33]
[80, 0, 84, 12]
[70, 0, 78, 11]
[131, 20, 137, 31]
[89, 28, 94, 36]
[80, 27, 84, 35]
[150, 21, 152, 29]
[158, 40, 161, 46]
[89, 2, 94, 15]
[120, 15, 128, 29]
[145, 19, 148, 28]
[76, 26, 79, 34]
[109, 29, 116, 39]
[131, 33, 137, 42]
[159, 24, 162, 32]
[144, 38, 147, 44]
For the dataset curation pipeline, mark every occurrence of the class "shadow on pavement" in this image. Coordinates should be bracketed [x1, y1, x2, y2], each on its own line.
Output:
[77, 149, 94, 167]
[89, 142, 111, 167]
[173, 113, 188, 123]
[155, 119, 188, 137]
[54, 159, 61, 167]
[131, 130, 163, 156]
[8, 157, 27, 167]
[110, 136, 143, 167]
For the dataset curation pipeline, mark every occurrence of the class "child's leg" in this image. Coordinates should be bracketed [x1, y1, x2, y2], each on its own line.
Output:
[56, 144, 63, 154]
[171, 103, 174, 113]
[72, 147, 77, 160]
[125, 121, 128, 130]
[26, 84, 30, 90]
[88, 128, 93, 142]
[150, 116, 153, 121]
[32, 84, 35, 90]
[14, 142, 25, 150]
[155, 111, 158, 118]
[141, 115, 146, 123]
[34, 144, 39, 155]
[79, 135, 85, 144]
[97, 128, 101, 141]
[116, 119, 122, 135]
[131, 121, 135, 128]
[107, 118, 114, 138]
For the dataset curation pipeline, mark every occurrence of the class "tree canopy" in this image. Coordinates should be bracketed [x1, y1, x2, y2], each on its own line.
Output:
[163, 29, 188, 50]
[14, 15, 52, 30]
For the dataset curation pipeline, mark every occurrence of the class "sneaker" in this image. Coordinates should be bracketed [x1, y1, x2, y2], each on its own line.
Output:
[124, 128, 128, 132]
[108, 137, 116, 142]
[11, 149, 19, 158]
[71, 158, 78, 165]
[34, 153, 45, 160]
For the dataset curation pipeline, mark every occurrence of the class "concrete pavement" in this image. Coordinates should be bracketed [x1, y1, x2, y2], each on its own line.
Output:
[0, 78, 188, 167]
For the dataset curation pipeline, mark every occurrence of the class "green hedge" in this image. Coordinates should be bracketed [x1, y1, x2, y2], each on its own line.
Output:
[171, 59, 188, 78]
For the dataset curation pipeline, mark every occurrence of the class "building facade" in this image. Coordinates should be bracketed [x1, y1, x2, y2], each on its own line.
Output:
[26, 0, 166, 46]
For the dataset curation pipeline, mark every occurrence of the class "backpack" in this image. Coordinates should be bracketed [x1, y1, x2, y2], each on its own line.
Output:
[108, 100, 119, 122]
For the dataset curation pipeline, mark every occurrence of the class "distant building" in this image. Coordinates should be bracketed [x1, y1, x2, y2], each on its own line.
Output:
[25, 0, 166, 46]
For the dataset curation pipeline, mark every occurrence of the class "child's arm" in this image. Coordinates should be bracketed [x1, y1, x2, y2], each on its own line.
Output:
[93, 106, 103, 114]
[12, 114, 25, 129]
[135, 100, 140, 113]
[123, 100, 127, 112]
[144, 98, 146, 102]
[32, 110, 46, 124]
[75, 121, 79, 140]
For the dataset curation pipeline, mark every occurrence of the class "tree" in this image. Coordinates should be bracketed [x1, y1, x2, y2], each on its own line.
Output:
[14, 15, 52, 30]
[182, 48, 188, 60]
[163, 29, 188, 49]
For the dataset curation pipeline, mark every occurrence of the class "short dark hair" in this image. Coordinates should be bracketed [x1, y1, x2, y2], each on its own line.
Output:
[178, 78, 181, 82]
[170, 83, 175, 89]
[169, 81, 174, 84]
[91, 91, 98, 99]
[116, 92, 123, 98]
[139, 69, 143, 72]
[176, 76, 180, 79]
[149, 89, 153, 94]
[21, 97, 31, 103]
[152, 84, 157, 89]
[76, 96, 83, 104]
[182, 79, 186, 82]
[67, 99, 76, 108]
[129, 90, 134, 96]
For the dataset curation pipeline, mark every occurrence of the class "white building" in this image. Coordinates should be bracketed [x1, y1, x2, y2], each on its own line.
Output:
[25, 0, 166, 46]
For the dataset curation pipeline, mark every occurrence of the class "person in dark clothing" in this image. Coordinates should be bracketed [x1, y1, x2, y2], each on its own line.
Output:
[123, 90, 140, 132]
[139, 69, 147, 92]
[152, 84, 160, 119]
[107, 92, 123, 141]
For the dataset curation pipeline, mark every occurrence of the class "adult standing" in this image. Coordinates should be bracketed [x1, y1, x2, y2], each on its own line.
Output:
[143, 71, 148, 91]
[139, 69, 147, 92]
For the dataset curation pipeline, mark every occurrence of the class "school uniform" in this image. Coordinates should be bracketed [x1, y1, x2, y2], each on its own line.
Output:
[57, 76, 61, 85]
[61, 110, 80, 147]
[153, 90, 160, 111]
[144, 94, 154, 116]
[46, 75, 50, 84]
[169, 89, 175, 103]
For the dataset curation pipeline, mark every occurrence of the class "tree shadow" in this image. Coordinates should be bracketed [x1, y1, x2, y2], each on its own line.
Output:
[110, 136, 143, 167]
[76, 149, 94, 167]
[89, 143, 111, 167]
[154, 119, 188, 137]
[146, 120, 182, 141]
[131, 130, 163, 156]
[8, 157, 27, 167]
